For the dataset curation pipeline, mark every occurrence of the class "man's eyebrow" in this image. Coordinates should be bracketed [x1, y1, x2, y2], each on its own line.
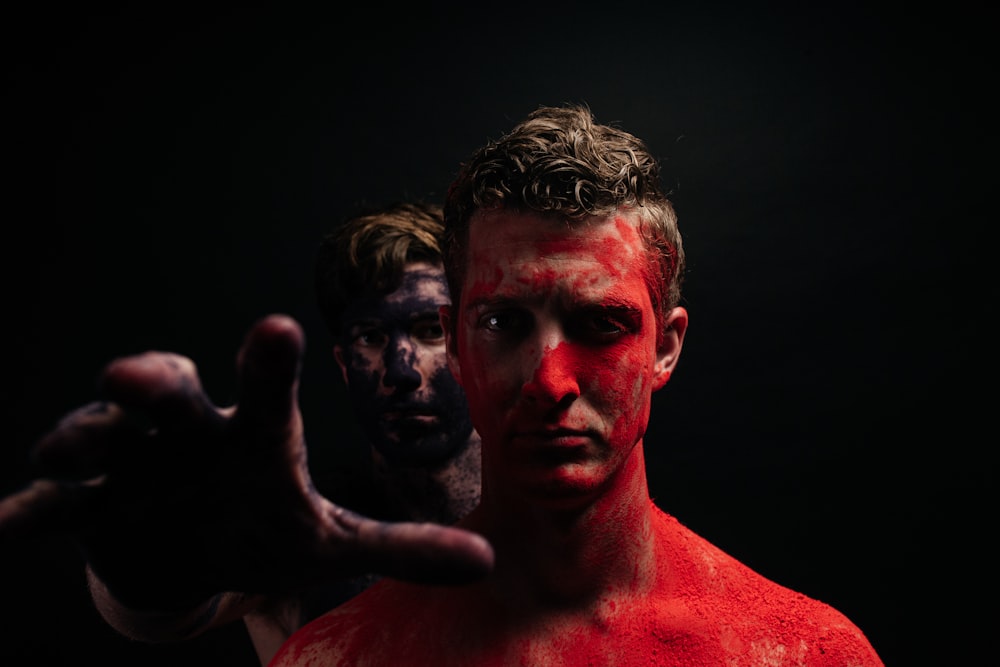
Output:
[593, 297, 643, 313]
[344, 317, 382, 330]
[465, 295, 525, 311]
[410, 311, 444, 321]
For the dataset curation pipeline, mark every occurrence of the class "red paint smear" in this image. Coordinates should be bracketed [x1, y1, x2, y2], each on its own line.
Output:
[525, 340, 582, 403]
[270, 504, 884, 666]
[466, 264, 506, 303]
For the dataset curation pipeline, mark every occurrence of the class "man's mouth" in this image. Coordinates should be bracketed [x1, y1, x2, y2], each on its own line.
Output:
[510, 427, 594, 448]
[381, 407, 440, 426]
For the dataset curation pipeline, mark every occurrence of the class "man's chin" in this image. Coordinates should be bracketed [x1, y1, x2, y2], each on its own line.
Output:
[372, 434, 459, 468]
[387, 418, 444, 442]
[510, 464, 607, 508]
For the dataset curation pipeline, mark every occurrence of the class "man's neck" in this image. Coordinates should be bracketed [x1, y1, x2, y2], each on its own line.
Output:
[371, 434, 482, 526]
[466, 443, 657, 610]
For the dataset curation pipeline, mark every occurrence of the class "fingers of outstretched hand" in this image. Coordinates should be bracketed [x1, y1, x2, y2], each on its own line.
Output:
[331, 508, 495, 586]
[0, 478, 96, 541]
[232, 314, 305, 437]
[31, 402, 136, 479]
[99, 351, 215, 429]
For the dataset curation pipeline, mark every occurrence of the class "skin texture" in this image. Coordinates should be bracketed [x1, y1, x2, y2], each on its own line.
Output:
[268, 210, 883, 666]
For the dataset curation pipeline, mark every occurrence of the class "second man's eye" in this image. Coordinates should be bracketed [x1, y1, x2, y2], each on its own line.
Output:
[354, 329, 388, 347]
[412, 320, 445, 343]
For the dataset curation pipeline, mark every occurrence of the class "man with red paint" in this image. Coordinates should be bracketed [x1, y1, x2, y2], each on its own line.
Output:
[1, 104, 885, 665]
[267, 104, 885, 665]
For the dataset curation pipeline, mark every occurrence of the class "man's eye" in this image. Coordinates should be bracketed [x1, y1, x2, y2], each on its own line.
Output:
[590, 317, 625, 335]
[574, 311, 636, 342]
[413, 322, 445, 342]
[480, 310, 527, 333]
[354, 330, 387, 347]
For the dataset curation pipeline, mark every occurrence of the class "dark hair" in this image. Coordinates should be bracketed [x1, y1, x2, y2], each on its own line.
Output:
[315, 201, 444, 335]
[442, 104, 685, 344]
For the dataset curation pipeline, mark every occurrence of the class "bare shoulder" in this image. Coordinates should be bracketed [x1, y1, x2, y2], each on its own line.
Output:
[649, 506, 884, 665]
[268, 578, 442, 667]
[271, 510, 883, 666]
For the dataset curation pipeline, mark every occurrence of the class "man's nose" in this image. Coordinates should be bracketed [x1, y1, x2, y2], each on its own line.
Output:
[520, 340, 581, 410]
[382, 335, 421, 391]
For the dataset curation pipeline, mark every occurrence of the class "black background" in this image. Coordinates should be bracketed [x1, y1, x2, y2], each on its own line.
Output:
[2, 4, 991, 665]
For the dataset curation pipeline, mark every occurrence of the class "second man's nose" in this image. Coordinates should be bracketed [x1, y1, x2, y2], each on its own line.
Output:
[383, 335, 422, 392]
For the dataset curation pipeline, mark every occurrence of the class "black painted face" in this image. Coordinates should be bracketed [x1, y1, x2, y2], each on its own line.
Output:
[336, 262, 474, 466]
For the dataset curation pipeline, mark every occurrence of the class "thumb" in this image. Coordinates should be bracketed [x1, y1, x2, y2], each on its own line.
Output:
[331, 508, 494, 586]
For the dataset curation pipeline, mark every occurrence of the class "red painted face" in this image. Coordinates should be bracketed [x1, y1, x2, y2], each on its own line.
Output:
[446, 210, 677, 506]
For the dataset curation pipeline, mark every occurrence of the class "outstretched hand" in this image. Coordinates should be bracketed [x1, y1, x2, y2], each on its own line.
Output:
[0, 314, 493, 612]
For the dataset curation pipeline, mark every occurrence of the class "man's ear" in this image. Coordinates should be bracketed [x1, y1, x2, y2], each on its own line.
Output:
[333, 344, 350, 386]
[439, 305, 464, 386]
[652, 306, 688, 392]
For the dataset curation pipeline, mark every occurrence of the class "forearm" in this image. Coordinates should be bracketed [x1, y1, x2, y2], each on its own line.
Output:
[86, 565, 266, 642]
